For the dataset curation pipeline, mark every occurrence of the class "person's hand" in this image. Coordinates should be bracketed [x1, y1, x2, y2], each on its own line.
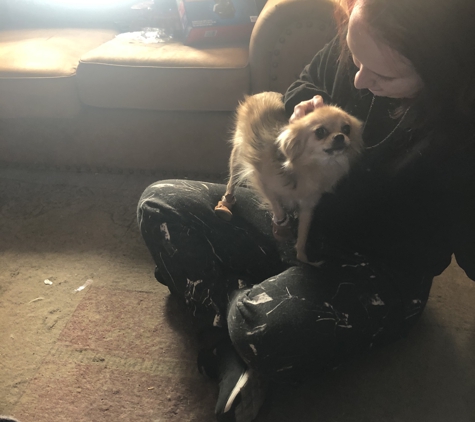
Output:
[289, 95, 325, 123]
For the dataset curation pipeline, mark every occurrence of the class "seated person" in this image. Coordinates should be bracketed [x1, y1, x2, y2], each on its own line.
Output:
[137, 0, 475, 420]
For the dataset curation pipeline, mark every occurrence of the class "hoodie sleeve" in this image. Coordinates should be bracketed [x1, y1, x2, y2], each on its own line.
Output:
[450, 140, 475, 281]
[283, 35, 342, 117]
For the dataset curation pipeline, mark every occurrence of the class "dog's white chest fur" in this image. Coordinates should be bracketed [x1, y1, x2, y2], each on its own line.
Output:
[256, 149, 351, 211]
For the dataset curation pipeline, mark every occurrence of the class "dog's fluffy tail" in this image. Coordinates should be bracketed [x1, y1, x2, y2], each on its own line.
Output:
[234, 92, 288, 165]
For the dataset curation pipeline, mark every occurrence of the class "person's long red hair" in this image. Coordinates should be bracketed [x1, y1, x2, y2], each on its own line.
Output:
[331, 0, 475, 127]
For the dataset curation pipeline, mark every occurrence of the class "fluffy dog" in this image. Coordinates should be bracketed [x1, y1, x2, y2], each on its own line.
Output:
[215, 91, 363, 265]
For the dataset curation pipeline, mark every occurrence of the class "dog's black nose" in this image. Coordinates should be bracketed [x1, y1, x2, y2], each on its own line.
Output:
[332, 134, 346, 150]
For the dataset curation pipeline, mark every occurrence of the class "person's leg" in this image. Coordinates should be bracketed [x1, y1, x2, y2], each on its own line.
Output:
[227, 250, 433, 383]
[137, 180, 433, 420]
[138, 179, 290, 422]
[137, 179, 287, 324]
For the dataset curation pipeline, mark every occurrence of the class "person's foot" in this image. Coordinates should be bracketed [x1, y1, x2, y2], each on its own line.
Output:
[214, 342, 267, 422]
[198, 340, 268, 422]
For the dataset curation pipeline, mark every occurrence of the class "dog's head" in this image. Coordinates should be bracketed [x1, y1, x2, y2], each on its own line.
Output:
[277, 105, 364, 165]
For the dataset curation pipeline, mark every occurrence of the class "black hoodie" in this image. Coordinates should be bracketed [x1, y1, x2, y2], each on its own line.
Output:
[283, 36, 475, 282]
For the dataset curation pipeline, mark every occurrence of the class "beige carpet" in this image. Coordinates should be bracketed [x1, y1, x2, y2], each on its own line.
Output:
[1, 167, 474, 422]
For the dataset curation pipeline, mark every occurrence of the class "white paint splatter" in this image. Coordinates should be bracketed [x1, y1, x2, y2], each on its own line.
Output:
[370, 294, 385, 306]
[277, 366, 293, 372]
[246, 292, 273, 305]
[186, 278, 203, 298]
[189, 213, 211, 230]
[238, 279, 247, 289]
[180, 181, 204, 193]
[204, 236, 223, 263]
[249, 344, 258, 355]
[160, 223, 171, 241]
[246, 324, 267, 335]
[151, 183, 176, 188]
[213, 314, 222, 327]
[316, 318, 336, 323]
[405, 311, 420, 320]
[336, 313, 352, 328]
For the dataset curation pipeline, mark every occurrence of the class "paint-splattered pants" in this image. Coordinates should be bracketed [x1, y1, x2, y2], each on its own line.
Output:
[137, 180, 433, 382]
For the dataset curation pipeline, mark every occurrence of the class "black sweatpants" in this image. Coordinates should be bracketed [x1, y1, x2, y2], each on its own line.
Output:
[137, 180, 433, 382]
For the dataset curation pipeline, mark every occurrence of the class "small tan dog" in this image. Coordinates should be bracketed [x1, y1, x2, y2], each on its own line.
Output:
[215, 91, 363, 265]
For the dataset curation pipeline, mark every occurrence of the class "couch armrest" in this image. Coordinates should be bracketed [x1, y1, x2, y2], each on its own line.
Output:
[249, 0, 337, 94]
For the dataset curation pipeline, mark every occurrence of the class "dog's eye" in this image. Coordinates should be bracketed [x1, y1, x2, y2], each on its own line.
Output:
[342, 124, 351, 135]
[315, 127, 328, 140]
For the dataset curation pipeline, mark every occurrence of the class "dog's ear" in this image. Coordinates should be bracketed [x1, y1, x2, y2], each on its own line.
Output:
[277, 126, 307, 163]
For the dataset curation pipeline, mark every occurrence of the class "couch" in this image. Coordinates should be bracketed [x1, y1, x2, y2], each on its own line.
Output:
[0, 0, 337, 179]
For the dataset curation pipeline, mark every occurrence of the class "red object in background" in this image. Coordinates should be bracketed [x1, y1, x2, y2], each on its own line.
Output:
[176, 0, 260, 45]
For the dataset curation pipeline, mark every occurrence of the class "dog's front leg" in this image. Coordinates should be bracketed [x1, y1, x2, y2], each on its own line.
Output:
[266, 195, 293, 242]
[296, 204, 323, 267]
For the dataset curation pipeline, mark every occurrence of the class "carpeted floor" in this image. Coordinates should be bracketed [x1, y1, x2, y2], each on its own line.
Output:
[1, 167, 474, 422]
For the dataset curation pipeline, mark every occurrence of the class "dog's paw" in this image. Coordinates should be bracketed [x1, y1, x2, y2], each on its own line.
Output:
[306, 259, 325, 268]
[296, 251, 324, 267]
[272, 220, 293, 242]
[214, 201, 234, 221]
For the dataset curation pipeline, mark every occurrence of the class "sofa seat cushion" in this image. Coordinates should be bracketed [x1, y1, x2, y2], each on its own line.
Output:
[76, 37, 250, 112]
[0, 28, 117, 118]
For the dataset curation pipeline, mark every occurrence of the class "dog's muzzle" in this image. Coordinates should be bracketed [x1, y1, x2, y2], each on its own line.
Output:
[324, 134, 347, 154]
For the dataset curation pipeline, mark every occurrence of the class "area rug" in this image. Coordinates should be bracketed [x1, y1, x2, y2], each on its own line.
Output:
[1, 167, 474, 422]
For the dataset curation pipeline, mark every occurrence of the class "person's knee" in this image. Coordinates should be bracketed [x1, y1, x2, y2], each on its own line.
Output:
[138, 179, 184, 214]
[226, 281, 313, 370]
[225, 267, 349, 379]
[137, 179, 214, 230]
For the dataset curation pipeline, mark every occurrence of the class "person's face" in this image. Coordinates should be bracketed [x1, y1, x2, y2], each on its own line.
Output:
[347, 5, 424, 98]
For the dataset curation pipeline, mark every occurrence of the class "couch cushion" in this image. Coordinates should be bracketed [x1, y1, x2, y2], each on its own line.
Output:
[0, 28, 117, 118]
[76, 36, 250, 112]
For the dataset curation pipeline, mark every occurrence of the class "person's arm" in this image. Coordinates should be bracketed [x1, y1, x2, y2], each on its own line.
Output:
[452, 206, 475, 282]
[283, 34, 342, 118]
[450, 141, 475, 281]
